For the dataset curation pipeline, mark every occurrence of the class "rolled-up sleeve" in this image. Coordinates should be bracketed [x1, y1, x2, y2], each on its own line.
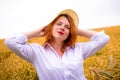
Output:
[4, 34, 35, 63]
[81, 30, 110, 59]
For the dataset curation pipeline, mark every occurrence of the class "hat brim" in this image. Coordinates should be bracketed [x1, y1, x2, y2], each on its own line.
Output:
[58, 9, 79, 27]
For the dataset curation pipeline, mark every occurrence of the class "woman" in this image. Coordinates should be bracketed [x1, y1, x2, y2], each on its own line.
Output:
[5, 9, 110, 80]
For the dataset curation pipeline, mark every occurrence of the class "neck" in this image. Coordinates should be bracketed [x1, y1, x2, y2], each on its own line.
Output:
[51, 41, 65, 57]
[51, 40, 64, 51]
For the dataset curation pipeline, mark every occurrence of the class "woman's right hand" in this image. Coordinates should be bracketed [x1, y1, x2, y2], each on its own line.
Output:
[24, 26, 48, 39]
[36, 26, 48, 37]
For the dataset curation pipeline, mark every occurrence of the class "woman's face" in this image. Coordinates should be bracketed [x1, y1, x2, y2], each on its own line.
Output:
[52, 16, 70, 42]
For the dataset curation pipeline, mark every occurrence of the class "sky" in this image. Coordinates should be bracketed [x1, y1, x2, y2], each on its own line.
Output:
[0, 0, 120, 39]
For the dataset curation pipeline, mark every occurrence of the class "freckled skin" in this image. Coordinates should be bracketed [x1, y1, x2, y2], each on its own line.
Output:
[52, 16, 70, 42]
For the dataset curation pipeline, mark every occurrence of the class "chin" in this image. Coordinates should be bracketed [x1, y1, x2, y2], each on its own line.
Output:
[55, 37, 65, 41]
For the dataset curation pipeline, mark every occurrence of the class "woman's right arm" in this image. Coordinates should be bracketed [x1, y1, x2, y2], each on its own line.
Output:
[4, 26, 47, 63]
[24, 26, 47, 39]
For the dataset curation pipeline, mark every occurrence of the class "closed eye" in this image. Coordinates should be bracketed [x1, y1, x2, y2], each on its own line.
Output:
[65, 25, 70, 29]
[56, 21, 70, 29]
[56, 22, 61, 26]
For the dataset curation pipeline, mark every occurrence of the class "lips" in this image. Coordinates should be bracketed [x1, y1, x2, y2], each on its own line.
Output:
[57, 31, 64, 35]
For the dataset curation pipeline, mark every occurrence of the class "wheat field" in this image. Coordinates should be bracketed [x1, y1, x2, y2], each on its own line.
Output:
[0, 26, 120, 80]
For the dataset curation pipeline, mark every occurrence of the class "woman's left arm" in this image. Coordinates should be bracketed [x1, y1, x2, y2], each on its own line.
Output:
[77, 28, 110, 59]
[77, 28, 98, 39]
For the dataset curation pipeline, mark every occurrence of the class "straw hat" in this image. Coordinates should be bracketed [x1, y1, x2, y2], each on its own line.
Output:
[58, 9, 79, 27]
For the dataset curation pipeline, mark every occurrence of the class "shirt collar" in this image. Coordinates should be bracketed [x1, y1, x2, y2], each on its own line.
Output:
[43, 43, 75, 50]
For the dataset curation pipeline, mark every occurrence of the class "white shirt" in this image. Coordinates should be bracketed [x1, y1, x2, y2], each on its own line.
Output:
[5, 30, 110, 80]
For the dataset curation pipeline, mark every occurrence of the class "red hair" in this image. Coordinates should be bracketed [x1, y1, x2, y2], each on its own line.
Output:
[44, 14, 77, 51]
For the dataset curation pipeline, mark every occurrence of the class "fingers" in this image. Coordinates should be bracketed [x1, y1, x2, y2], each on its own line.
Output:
[38, 26, 48, 37]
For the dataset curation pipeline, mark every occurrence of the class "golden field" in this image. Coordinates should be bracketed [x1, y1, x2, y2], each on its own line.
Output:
[0, 26, 120, 80]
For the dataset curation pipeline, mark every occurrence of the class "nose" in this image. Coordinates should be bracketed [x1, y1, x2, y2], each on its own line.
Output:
[60, 25, 65, 31]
